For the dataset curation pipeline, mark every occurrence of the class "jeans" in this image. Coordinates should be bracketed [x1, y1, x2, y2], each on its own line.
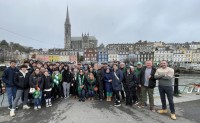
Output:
[158, 85, 175, 114]
[12, 89, 29, 109]
[62, 82, 71, 97]
[141, 86, 154, 108]
[6, 86, 17, 107]
[34, 91, 42, 107]
[78, 89, 85, 100]
[88, 90, 94, 97]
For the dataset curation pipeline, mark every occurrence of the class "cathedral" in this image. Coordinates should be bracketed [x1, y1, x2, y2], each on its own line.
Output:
[64, 7, 98, 50]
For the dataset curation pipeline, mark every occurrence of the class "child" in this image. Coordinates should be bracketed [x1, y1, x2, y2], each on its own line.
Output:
[86, 72, 97, 100]
[43, 70, 53, 107]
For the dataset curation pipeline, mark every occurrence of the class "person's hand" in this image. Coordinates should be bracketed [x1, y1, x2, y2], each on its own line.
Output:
[109, 80, 112, 82]
[44, 94, 46, 96]
[148, 75, 151, 79]
[71, 83, 74, 86]
[138, 84, 141, 87]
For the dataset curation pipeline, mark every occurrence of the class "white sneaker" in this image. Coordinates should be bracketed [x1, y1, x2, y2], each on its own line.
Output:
[46, 103, 49, 108]
[34, 106, 38, 110]
[23, 105, 30, 110]
[10, 109, 15, 117]
[49, 103, 52, 107]
[38, 106, 41, 109]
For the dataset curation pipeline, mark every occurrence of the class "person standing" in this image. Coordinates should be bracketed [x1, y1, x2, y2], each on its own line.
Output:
[43, 70, 53, 107]
[138, 60, 157, 112]
[112, 64, 123, 107]
[2, 60, 18, 110]
[29, 68, 43, 110]
[10, 65, 31, 117]
[104, 67, 113, 102]
[123, 66, 137, 106]
[155, 60, 176, 120]
[62, 65, 72, 99]
[52, 68, 62, 98]
[76, 69, 87, 102]
[134, 62, 143, 105]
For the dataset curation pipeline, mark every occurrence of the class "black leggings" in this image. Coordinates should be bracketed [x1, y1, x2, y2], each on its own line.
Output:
[114, 90, 120, 101]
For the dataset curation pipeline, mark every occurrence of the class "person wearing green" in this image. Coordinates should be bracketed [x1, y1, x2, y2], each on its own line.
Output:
[52, 68, 62, 98]
[76, 69, 87, 102]
[134, 62, 143, 105]
[86, 72, 97, 100]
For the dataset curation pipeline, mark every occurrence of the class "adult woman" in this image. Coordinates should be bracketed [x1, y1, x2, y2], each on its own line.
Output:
[29, 68, 43, 110]
[104, 67, 113, 102]
[86, 72, 97, 100]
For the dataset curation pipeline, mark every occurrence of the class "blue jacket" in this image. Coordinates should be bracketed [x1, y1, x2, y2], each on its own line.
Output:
[112, 69, 123, 91]
[2, 67, 19, 87]
[104, 72, 113, 92]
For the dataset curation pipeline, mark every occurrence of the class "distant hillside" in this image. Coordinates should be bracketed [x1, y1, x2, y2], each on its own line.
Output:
[0, 40, 32, 53]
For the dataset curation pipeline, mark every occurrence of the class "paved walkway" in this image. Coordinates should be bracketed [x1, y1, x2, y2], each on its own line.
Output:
[0, 93, 200, 123]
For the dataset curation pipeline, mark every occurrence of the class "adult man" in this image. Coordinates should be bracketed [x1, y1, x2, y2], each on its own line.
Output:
[10, 65, 31, 117]
[138, 60, 156, 111]
[112, 64, 123, 107]
[134, 62, 143, 104]
[2, 60, 18, 110]
[155, 60, 176, 120]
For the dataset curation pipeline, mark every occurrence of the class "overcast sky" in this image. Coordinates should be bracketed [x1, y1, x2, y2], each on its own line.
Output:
[0, 0, 200, 49]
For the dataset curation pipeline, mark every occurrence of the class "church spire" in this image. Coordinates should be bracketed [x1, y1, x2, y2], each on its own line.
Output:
[65, 6, 70, 25]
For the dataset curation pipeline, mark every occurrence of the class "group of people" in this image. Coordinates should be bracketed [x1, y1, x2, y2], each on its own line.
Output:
[1, 59, 177, 120]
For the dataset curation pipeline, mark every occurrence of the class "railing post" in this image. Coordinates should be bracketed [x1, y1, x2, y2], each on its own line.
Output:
[174, 74, 180, 96]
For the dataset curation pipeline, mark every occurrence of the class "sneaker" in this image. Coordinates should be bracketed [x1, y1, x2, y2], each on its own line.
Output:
[10, 109, 15, 117]
[49, 103, 52, 107]
[171, 114, 176, 120]
[157, 109, 168, 114]
[23, 105, 30, 110]
[99, 99, 103, 102]
[38, 106, 41, 109]
[46, 103, 49, 108]
[114, 101, 121, 107]
[138, 105, 144, 108]
[34, 106, 38, 110]
[64, 97, 67, 99]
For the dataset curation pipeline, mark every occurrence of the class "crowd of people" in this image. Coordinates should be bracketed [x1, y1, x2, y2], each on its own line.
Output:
[1, 59, 177, 120]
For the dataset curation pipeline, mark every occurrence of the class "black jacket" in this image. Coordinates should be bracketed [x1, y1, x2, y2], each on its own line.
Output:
[62, 69, 73, 83]
[42, 75, 53, 90]
[29, 73, 44, 90]
[138, 67, 157, 88]
[123, 71, 137, 89]
[14, 70, 31, 90]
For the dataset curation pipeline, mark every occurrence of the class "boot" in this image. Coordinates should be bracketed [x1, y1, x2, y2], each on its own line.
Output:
[46, 99, 49, 107]
[49, 99, 52, 107]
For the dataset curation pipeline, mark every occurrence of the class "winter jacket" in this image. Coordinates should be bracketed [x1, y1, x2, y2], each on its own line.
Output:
[112, 69, 123, 91]
[138, 67, 157, 88]
[104, 72, 113, 92]
[86, 79, 97, 91]
[52, 73, 62, 86]
[123, 71, 137, 89]
[14, 70, 31, 90]
[29, 73, 44, 90]
[42, 75, 53, 90]
[76, 74, 87, 91]
[62, 69, 72, 83]
[2, 67, 19, 87]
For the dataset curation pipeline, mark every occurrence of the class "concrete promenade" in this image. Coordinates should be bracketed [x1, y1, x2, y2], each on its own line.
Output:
[0, 93, 200, 123]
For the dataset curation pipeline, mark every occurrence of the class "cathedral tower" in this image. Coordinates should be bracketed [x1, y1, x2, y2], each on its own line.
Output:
[64, 6, 71, 50]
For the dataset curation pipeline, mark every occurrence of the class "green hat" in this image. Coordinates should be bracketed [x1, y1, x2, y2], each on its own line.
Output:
[126, 65, 131, 69]
[137, 62, 142, 65]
